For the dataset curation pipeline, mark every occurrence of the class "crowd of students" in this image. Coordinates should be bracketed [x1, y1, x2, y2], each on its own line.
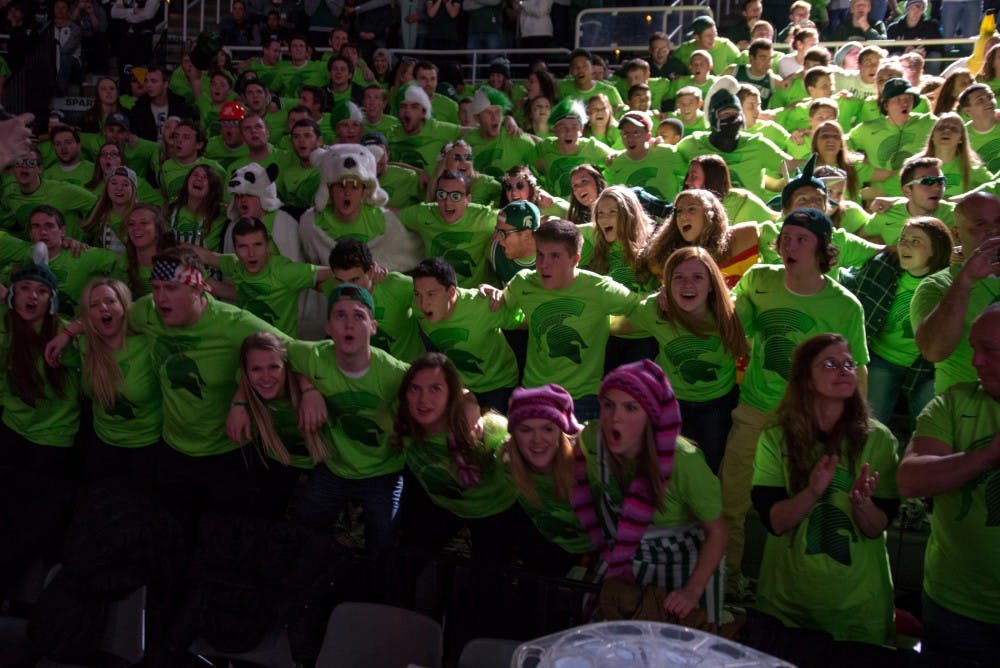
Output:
[1, 2, 1000, 666]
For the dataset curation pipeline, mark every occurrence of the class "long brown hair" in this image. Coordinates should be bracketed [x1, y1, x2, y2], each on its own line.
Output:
[172, 165, 226, 238]
[643, 189, 729, 276]
[237, 332, 328, 466]
[811, 121, 862, 200]
[391, 353, 489, 467]
[83, 163, 137, 242]
[123, 203, 170, 297]
[921, 112, 982, 192]
[773, 334, 870, 494]
[4, 281, 66, 406]
[659, 247, 748, 358]
[80, 278, 132, 409]
[589, 185, 652, 282]
[567, 164, 606, 226]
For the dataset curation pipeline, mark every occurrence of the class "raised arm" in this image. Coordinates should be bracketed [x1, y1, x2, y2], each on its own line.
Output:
[897, 434, 1000, 498]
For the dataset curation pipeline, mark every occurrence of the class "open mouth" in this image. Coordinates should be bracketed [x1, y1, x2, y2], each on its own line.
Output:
[602, 225, 615, 236]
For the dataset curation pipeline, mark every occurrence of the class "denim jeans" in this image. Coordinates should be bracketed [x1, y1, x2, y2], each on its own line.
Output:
[922, 590, 1000, 664]
[294, 464, 403, 556]
[866, 353, 935, 433]
[941, 0, 982, 53]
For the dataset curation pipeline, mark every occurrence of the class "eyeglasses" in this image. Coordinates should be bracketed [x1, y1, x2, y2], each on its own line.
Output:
[816, 358, 858, 372]
[436, 190, 465, 202]
[14, 158, 39, 168]
[502, 180, 529, 191]
[494, 227, 526, 240]
[904, 175, 946, 188]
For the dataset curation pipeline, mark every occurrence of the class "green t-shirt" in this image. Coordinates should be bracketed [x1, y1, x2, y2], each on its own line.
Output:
[159, 157, 227, 202]
[676, 132, 790, 200]
[0, 180, 96, 239]
[266, 399, 319, 470]
[674, 37, 741, 75]
[723, 188, 778, 225]
[865, 199, 955, 245]
[534, 136, 614, 198]
[913, 382, 1000, 623]
[388, 118, 462, 170]
[733, 264, 869, 412]
[577, 229, 655, 294]
[747, 120, 790, 150]
[227, 147, 289, 179]
[470, 174, 501, 206]
[399, 202, 498, 288]
[403, 412, 517, 519]
[128, 294, 287, 457]
[312, 205, 387, 244]
[42, 161, 95, 187]
[364, 114, 402, 138]
[516, 468, 594, 554]
[84, 334, 162, 448]
[321, 272, 425, 363]
[381, 165, 424, 209]
[870, 271, 924, 367]
[753, 420, 898, 645]
[604, 144, 681, 202]
[587, 125, 623, 151]
[416, 287, 521, 392]
[204, 136, 250, 174]
[246, 60, 285, 95]
[431, 94, 460, 125]
[277, 60, 328, 98]
[0, 312, 81, 447]
[275, 154, 321, 209]
[167, 205, 227, 252]
[81, 133, 161, 183]
[628, 296, 737, 402]
[504, 269, 639, 398]
[48, 247, 121, 317]
[966, 119, 1000, 173]
[218, 253, 317, 337]
[939, 156, 993, 194]
[286, 341, 407, 479]
[462, 128, 537, 179]
[556, 79, 624, 108]
[671, 111, 709, 136]
[910, 265, 1000, 394]
[582, 425, 722, 534]
[846, 114, 937, 196]
[838, 200, 871, 234]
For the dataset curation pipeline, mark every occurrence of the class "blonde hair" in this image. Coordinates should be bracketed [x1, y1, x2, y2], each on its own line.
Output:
[237, 332, 328, 466]
[80, 278, 133, 409]
[590, 185, 653, 282]
[504, 431, 577, 506]
[921, 111, 982, 192]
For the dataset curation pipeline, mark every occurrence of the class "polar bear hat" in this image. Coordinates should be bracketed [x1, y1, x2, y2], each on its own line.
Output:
[310, 143, 388, 210]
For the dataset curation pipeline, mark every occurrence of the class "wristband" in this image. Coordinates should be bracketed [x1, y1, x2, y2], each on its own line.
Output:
[231, 401, 249, 408]
[64, 327, 79, 340]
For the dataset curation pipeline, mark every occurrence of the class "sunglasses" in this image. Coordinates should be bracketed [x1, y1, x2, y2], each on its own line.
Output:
[904, 175, 946, 188]
[502, 180, 529, 191]
[436, 190, 465, 202]
[816, 358, 858, 372]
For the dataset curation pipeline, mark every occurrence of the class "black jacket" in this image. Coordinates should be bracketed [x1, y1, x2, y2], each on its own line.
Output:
[128, 90, 198, 141]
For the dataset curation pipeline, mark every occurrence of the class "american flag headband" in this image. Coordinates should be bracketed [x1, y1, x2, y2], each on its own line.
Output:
[151, 257, 213, 294]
